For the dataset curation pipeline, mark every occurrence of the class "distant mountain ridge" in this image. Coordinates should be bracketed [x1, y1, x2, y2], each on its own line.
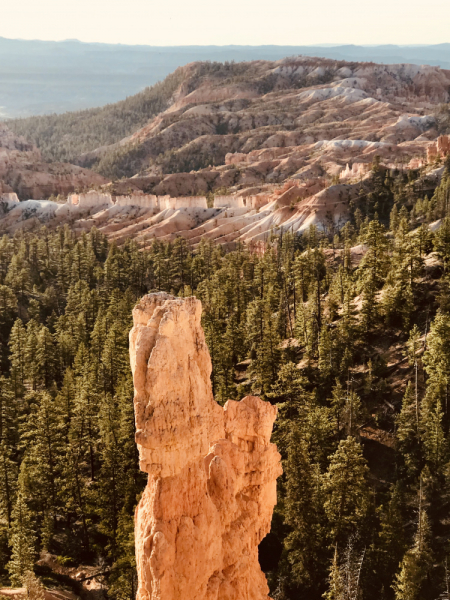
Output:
[1, 37, 450, 117]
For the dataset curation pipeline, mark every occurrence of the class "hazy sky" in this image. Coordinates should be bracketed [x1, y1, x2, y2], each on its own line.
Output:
[1, 0, 450, 46]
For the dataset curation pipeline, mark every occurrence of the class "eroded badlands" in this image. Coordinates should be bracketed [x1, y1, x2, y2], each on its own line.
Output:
[1, 57, 450, 245]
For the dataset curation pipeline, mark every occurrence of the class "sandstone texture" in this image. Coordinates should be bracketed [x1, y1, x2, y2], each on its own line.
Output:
[129, 293, 282, 600]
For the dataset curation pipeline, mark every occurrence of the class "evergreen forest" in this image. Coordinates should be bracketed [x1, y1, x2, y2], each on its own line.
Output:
[2, 160, 450, 600]
[5, 61, 272, 170]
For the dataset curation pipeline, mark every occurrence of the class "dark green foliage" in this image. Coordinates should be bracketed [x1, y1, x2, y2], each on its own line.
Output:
[5, 60, 291, 179]
[3, 171, 450, 599]
[6, 69, 186, 165]
[0, 227, 153, 589]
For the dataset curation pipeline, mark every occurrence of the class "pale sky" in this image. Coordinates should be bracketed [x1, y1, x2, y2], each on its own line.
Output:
[1, 0, 449, 47]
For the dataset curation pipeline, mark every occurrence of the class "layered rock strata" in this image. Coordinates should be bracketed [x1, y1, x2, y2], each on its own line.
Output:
[129, 293, 282, 600]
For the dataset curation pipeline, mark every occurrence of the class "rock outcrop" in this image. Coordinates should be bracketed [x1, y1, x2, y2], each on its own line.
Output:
[129, 293, 282, 600]
[427, 135, 450, 163]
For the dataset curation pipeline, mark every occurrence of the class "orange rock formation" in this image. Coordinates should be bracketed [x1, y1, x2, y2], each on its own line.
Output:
[129, 293, 282, 600]
[427, 135, 450, 162]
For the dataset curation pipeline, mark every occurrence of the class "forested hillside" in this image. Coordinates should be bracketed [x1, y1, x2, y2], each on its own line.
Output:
[5, 67, 186, 164]
[1, 161, 450, 599]
[8, 58, 450, 186]
[4, 59, 285, 172]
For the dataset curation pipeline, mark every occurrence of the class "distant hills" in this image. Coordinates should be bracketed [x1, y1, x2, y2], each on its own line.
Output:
[1, 37, 450, 118]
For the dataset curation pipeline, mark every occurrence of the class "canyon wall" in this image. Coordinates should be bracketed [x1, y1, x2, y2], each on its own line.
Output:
[158, 195, 208, 210]
[67, 191, 114, 208]
[174, 196, 207, 209]
[129, 293, 282, 600]
[66, 192, 208, 211]
[214, 195, 245, 209]
[115, 194, 159, 208]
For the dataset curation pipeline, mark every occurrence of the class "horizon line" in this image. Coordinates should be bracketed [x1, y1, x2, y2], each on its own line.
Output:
[1, 36, 449, 49]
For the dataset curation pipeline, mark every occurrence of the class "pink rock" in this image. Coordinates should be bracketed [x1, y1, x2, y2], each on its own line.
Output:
[130, 293, 282, 600]
[427, 135, 450, 162]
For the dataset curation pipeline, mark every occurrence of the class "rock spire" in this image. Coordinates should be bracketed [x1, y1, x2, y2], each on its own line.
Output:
[129, 293, 282, 600]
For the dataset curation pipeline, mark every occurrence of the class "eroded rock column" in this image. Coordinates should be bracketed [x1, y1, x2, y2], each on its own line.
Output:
[129, 293, 282, 600]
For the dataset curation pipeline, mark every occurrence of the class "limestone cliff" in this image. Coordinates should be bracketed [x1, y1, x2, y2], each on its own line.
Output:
[129, 293, 282, 600]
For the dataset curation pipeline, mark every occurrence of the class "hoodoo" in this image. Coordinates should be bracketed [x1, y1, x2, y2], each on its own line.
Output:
[129, 293, 282, 600]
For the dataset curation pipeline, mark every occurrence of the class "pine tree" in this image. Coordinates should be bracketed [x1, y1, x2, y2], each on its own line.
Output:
[376, 483, 409, 595]
[36, 325, 58, 388]
[323, 437, 369, 544]
[318, 323, 334, 382]
[24, 320, 40, 391]
[330, 380, 346, 440]
[423, 310, 450, 431]
[0, 441, 18, 528]
[22, 570, 46, 600]
[435, 217, 450, 272]
[324, 547, 345, 600]
[108, 509, 138, 600]
[283, 423, 326, 593]
[246, 297, 281, 396]
[5, 253, 30, 309]
[0, 285, 17, 372]
[97, 391, 124, 561]
[55, 368, 76, 443]
[358, 219, 389, 334]
[392, 498, 432, 600]
[7, 476, 36, 585]
[343, 389, 362, 439]
[323, 539, 366, 600]
[0, 235, 12, 285]
[397, 382, 422, 477]
[382, 215, 421, 330]
[393, 550, 426, 600]
[8, 319, 27, 392]
[101, 321, 128, 394]
[268, 362, 313, 448]
[406, 325, 421, 413]
[359, 276, 378, 335]
[421, 398, 447, 473]
[20, 391, 64, 542]
[390, 204, 400, 233]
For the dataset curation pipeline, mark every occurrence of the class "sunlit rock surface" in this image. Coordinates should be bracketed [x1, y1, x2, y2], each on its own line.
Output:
[129, 293, 282, 600]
